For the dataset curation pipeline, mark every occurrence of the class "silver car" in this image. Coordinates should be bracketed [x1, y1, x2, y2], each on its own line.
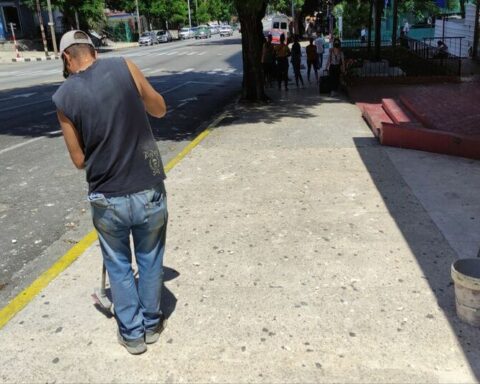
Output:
[179, 27, 194, 40]
[219, 25, 233, 37]
[138, 31, 158, 46]
[156, 30, 173, 43]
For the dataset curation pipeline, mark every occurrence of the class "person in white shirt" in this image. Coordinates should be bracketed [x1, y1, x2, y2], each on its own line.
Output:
[314, 33, 325, 70]
[360, 26, 367, 43]
[403, 20, 410, 35]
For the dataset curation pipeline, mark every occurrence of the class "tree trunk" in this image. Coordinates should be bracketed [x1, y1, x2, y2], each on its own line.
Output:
[237, 3, 267, 102]
[35, 0, 49, 57]
[368, 0, 373, 53]
[392, 0, 398, 47]
[460, 0, 466, 18]
[374, 0, 383, 61]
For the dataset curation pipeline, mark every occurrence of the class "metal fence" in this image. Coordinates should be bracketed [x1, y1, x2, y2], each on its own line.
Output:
[340, 37, 462, 82]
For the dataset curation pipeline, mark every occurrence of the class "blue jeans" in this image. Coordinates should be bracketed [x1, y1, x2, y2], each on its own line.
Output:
[88, 182, 168, 340]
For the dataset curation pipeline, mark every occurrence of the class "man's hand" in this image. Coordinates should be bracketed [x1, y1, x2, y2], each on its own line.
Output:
[126, 59, 167, 118]
[57, 110, 85, 169]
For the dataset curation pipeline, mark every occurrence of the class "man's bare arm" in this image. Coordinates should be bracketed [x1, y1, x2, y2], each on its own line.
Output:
[57, 110, 85, 169]
[126, 59, 167, 118]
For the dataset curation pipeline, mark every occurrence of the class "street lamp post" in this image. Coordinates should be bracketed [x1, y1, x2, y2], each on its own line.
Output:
[135, 0, 142, 34]
[187, 0, 192, 29]
[46, 0, 58, 56]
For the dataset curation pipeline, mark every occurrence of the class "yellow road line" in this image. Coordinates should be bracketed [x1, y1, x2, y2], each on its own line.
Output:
[0, 113, 223, 330]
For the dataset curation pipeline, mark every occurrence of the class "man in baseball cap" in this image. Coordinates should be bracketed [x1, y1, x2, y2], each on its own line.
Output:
[59, 30, 96, 78]
[53, 29, 168, 355]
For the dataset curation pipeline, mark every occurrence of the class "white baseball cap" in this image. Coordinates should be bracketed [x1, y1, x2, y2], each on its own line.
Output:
[59, 30, 94, 55]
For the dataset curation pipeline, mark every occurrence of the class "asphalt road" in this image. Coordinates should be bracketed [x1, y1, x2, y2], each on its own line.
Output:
[0, 34, 243, 307]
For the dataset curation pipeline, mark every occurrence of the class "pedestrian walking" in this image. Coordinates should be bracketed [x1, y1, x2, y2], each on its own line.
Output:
[326, 37, 345, 96]
[360, 26, 367, 43]
[403, 19, 410, 36]
[262, 34, 275, 87]
[290, 35, 304, 88]
[314, 33, 325, 70]
[52, 30, 168, 355]
[306, 37, 318, 84]
[274, 34, 290, 91]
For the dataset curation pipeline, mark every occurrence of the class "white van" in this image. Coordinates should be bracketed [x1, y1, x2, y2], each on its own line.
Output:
[263, 14, 290, 44]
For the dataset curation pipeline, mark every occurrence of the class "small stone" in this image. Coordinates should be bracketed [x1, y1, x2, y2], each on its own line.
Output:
[52, 357, 59, 364]
[241, 346, 246, 352]
[315, 363, 322, 369]
[55, 327, 63, 333]
[11, 239, 17, 244]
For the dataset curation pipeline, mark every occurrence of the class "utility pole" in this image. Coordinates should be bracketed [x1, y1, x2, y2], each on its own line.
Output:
[75, 11, 80, 29]
[9, 23, 20, 58]
[195, 0, 198, 25]
[35, 0, 49, 57]
[367, 0, 373, 52]
[135, 0, 142, 34]
[291, 0, 295, 35]
[187, 0, 192, 29]
[46, 0, 58, 56]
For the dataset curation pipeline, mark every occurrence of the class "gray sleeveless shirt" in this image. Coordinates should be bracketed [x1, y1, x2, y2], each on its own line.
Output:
[52, 57, 166, 197]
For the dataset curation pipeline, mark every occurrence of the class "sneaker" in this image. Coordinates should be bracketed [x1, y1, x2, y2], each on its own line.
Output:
[117, 330, 147, 355]
[145, 316, 167, 344]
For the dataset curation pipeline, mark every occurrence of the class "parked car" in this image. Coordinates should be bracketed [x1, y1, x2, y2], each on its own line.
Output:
[138, 31, 158, 46]
[219, 25, 233, 37]
[156, 30, 173, 43]
[209, 25, 220, 35]
[195, 26, 211, 39]
[179, 27, 195, 39]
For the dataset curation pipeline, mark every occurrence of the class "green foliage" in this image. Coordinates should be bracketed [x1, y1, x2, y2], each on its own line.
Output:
[399, 0, 439, 19]
[196, 1, 211, 24]
[269, 0, 305, 15]
[167, 0, 188, 25]
[334, 0, 370, 38]
[24, 0, 106, 30]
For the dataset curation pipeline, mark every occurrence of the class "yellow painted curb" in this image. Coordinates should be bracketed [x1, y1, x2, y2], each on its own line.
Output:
[0, 112, 225, 330]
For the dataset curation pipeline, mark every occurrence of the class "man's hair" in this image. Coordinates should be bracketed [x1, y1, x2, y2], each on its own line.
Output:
[64, 43, 95, 59]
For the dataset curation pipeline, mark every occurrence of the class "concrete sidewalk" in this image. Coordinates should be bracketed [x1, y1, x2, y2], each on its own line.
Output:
[1, 86, 480, 383]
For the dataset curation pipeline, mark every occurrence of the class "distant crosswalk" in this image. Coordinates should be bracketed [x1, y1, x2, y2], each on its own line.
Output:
[0, 41, 243, 83]
[122, 49, 210, 59]
[3, 61, 241, 80]
[142, 67, 241, 77]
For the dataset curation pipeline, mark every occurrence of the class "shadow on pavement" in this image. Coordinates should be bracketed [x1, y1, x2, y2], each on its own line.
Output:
[92, 266, 179, 320]
[354, 136, 480, 380]
[190, 37, 242, 47]
[0, 49, 242, 143]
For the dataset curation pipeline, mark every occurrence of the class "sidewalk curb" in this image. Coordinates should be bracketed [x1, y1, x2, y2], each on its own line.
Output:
[11, 55, 60, 63]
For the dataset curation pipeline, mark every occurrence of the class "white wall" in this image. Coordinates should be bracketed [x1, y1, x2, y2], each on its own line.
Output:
[434, 3, 478, 57]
